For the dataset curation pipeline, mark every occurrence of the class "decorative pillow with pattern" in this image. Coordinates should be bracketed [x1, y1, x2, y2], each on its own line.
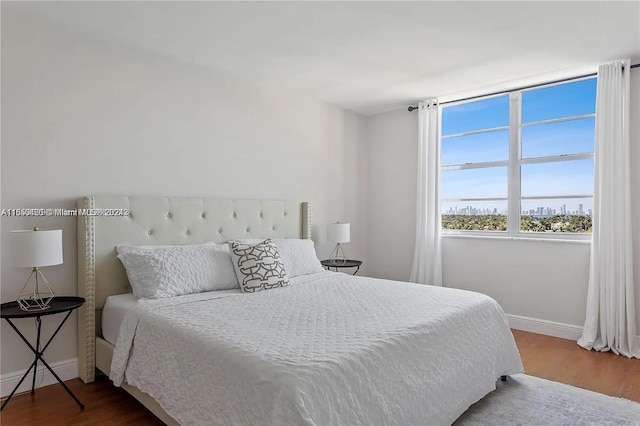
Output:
[229, 239, 290, 293]
[232, 238, 324, 279]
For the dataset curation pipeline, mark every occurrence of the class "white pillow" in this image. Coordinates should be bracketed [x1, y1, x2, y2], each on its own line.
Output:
[228, 239, 289, 293]
[232, 238, 324, 278]
[273, 239, 324, 278]
[117, 244, 238, 299]
[116, 242, 215, 254]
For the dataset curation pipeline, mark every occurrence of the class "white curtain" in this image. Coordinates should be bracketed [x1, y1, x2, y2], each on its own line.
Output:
[409, 100, 442, 286]
[578, 59, 639, 358]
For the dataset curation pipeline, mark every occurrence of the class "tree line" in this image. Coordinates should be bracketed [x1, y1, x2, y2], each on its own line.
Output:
[442, 214, 592, 233]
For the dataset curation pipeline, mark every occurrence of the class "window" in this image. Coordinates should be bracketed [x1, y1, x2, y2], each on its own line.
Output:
[441, 78, 596, 237]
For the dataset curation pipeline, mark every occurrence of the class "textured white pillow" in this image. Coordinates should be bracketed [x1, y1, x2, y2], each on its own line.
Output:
[229, 239, 289, 293]
[273, 239, 324, 278]
[116, 242, 215, 254]
[117, 244, 238, 299]
[233, 238, 324, 278]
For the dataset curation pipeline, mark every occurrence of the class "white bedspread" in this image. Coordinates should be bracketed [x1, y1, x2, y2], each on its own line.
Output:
[111, 271, 523, 426]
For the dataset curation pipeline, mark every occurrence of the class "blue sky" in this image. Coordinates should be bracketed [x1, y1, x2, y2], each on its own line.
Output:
[441, 78, 597, 214]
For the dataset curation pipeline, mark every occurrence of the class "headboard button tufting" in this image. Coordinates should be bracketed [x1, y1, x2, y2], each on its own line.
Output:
[201, 213, 206, 218]
[185, 230, 190, 236]
[167, 212, 172, 219]
[147, 230, 153, 236]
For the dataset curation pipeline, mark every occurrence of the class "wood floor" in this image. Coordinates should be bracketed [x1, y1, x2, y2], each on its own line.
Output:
[1, 330, 638, 425]
[512, 329, 639, 403]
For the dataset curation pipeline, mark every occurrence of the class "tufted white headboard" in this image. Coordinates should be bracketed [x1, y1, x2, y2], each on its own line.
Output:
[77, 195, 310, 383]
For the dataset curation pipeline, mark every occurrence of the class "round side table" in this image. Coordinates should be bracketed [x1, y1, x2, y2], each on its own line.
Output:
[1, 296, 85, 411]
[320, 259, 363, 275]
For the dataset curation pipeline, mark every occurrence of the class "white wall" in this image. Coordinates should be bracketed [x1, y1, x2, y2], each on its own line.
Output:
[366, 71, 640, 333]
[366, 109, 417, 281]
[0, 11, 367, 376]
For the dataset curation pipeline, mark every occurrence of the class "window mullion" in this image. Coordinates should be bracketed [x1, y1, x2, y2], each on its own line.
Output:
[520, 153, 593, 165]
[442, 160, 509, 171]
[507, 92, 522, 236]
[442, 125, 510, 140]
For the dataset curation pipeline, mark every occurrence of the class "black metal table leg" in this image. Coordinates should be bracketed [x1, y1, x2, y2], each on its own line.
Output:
[0, 358, 38, 411]
[32, 317, 41, 394]
[1, 310, 84, 411]
[39, 357, 84, 408]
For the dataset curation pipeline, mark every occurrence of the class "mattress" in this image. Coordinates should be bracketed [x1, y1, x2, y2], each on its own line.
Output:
[101, 293, 138, 345]
[111, 271, 524, 425]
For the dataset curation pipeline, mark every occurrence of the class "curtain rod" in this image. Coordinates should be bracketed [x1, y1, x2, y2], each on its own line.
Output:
[408, 63, 640, 112]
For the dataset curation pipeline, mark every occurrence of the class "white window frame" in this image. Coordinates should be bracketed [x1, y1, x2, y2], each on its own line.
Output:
[441, 77, 595, 240]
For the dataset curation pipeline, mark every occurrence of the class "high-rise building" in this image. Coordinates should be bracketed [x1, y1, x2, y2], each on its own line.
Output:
[578, 203, 584, 215]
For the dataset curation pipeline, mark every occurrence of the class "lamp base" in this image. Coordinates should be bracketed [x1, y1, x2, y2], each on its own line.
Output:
[17, 298, 52, 312]
[329, 243, 348, 265]
[17, 268, 54, 311]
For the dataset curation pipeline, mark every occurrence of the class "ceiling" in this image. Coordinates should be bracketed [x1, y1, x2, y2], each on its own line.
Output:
[4, 1, 640, 115]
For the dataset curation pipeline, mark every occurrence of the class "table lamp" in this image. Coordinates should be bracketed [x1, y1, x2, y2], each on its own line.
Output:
[9, 228, 63, 311]
[327, 222, 350, 264]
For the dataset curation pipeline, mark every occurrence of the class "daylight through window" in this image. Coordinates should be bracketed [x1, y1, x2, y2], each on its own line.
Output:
[440, 78, 596, 236]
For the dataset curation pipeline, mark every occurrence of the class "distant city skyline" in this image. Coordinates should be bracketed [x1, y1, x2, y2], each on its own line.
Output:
[444, 203, 592, 217]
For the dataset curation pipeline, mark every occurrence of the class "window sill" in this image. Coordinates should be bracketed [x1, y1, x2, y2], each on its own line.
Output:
[441, 233, 591, 245]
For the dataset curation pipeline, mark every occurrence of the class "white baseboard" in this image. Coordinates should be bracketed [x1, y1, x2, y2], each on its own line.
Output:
[1, 358, 78, 398]
[507, 314, 583, 340]
[507, 314, 640, 348]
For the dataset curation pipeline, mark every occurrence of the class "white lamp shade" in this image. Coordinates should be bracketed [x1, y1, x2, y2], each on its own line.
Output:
[327, 223, 350, 244]
[9, 229, 63, 267]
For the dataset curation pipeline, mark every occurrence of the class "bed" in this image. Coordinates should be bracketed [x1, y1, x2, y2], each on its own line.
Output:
[77, 195, 523, 425]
